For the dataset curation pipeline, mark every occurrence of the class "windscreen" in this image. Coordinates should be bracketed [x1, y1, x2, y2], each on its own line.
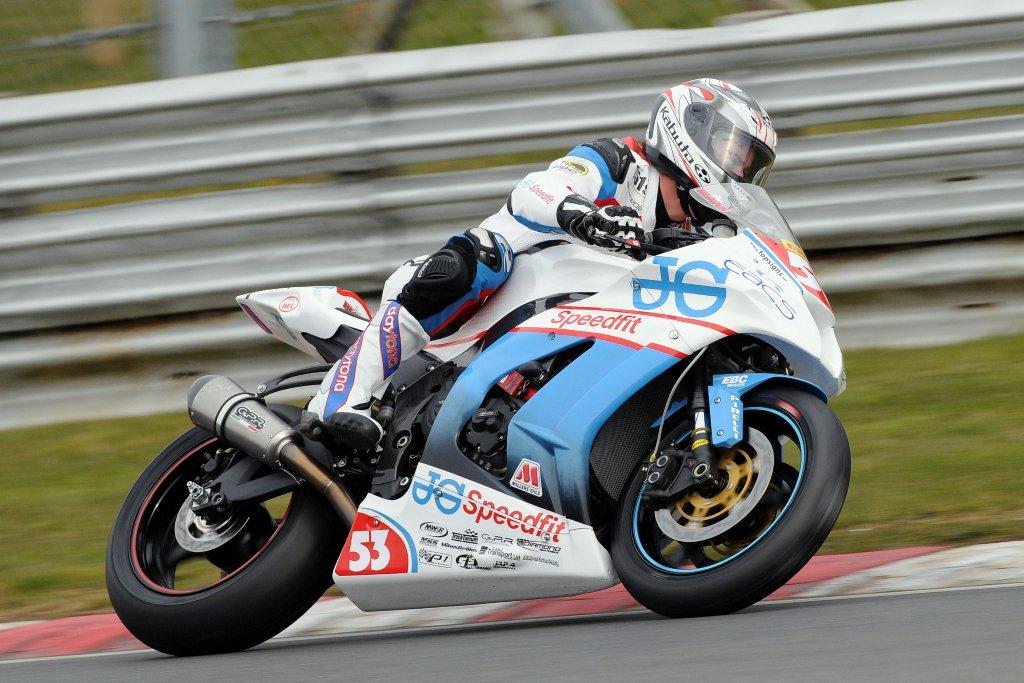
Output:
[689, 183, 800, 248]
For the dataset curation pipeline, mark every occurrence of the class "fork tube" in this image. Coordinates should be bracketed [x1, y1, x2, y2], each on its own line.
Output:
[689, 382, 718, 483]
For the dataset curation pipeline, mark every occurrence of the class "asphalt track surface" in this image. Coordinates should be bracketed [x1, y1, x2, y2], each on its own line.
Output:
[4, 585, 1022, 682]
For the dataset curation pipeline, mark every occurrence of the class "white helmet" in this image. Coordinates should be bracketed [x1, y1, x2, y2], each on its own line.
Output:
[645, 78, 778, 189]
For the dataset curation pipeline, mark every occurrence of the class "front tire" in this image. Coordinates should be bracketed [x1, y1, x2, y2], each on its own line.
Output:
[611, 386, 850, 617]
[106, 427, 346, 656]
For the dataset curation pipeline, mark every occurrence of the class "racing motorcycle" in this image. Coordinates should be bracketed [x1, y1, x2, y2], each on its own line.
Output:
[106, 182, 850, 656]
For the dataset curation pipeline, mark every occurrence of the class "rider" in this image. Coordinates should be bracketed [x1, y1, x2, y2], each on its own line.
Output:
[309, 77, 779, 450]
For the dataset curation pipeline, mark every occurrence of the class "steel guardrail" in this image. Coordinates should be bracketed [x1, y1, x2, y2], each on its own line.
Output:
[1, 0, 1024, 427]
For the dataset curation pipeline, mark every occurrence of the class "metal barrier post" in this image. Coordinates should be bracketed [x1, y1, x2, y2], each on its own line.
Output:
[550, 0, 630, 33]
[156, 0, 235, 78]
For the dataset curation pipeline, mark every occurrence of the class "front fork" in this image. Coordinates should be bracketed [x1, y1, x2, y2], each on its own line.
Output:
[642, 377, 724, 504]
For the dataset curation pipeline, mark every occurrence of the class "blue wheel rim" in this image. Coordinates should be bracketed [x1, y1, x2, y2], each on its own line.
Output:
[631, 407, 806, 574]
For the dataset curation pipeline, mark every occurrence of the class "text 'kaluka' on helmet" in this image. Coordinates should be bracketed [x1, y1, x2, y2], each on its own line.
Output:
[645, 78, 778, 190]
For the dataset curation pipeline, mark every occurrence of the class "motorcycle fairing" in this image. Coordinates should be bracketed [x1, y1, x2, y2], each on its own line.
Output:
[405, 231, 842, 522]
[708, 373, 828, 448]
[333, 464, 617, 611]
[420, 331, 684, 524]
[236, 286, 371, 360]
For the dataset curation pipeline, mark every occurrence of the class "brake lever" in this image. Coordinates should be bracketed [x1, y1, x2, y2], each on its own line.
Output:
[587, 228, 666, 257]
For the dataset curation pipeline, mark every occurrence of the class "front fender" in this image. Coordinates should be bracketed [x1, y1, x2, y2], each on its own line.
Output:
[708, 373, 827, 448]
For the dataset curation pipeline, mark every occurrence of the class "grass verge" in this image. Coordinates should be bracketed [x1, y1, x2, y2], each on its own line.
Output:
[1, 334, 1022, 620]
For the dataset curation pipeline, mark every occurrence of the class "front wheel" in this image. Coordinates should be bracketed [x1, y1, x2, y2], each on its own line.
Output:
[106, 426, 346, 656]
[611, 386, 850, 617]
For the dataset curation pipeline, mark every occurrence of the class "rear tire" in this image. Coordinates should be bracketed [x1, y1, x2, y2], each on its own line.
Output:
[611, 386, 850, 617]
[106, 427, 346, 656]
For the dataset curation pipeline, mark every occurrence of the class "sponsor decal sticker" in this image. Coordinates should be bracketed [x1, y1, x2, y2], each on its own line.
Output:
[549, 309, 642, 335]
[482, 533, 514, 545]
[419, 522, 448, 537]
[419, 536, 439, 546]
[562, 160, 590, 175]
[451, 529, 479, 544]
[455, 554, 479, 570]
[411, 469, 465, 516]
[519, 179, 557, 205]
[724, 259, 795, 320]
[411, 469, 567, 542]
[441, 541, 476, 551]
[230, 405, 265, 433]
[417, 549, 452, 568]
[331, 338, 361, 404]
[720, 374, 749, 388]
[634, 256, 731, 318]
[695, 188, 733, 215]
[516, 538, 562, 554]
[510, 459, 543, 497]
[379, 302, 403, 379]
[278, 295, 299, 313]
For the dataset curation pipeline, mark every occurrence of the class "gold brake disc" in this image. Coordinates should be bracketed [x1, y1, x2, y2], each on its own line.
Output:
[654, 428, 774, 543]
[674, 447, 756, 524]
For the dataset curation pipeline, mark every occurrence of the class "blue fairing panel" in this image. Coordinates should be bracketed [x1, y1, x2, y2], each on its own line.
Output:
[708, 373, 828, 448]
[421, 331, 681, 522]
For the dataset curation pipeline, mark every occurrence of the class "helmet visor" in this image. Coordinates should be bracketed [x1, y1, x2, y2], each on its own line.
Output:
[685, 104, 775, 186]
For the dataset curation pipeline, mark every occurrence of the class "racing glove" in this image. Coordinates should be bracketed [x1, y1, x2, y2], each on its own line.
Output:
[557, 195, 646, 253]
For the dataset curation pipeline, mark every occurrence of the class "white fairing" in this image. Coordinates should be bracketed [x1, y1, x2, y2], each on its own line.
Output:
[430, 234, 842, 396]
[423, 244, 638, 360]
[334, 464, 617, 611]
[235, 286, 371, 359]
[530, 230, 841, 395]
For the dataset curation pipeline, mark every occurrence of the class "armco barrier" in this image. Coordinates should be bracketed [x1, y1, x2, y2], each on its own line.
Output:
[0, 0, 1023, 427]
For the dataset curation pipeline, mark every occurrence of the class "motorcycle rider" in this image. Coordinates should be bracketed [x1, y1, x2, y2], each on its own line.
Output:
[309, 77, 779, 450]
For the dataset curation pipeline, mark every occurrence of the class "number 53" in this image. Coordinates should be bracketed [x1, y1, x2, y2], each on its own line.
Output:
[348, 529, 390, 572]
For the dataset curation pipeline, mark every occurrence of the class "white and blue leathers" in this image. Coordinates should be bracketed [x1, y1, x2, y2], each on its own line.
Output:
[310, 136, 667, 428]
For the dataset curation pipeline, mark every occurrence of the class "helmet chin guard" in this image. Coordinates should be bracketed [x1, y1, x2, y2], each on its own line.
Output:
[645, 79, 778, 192]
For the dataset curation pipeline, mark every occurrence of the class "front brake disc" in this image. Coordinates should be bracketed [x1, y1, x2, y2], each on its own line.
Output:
[654, 428, 775, 543]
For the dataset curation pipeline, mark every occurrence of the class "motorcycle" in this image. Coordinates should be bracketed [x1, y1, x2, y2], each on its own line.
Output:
[106, 182, 850, 656]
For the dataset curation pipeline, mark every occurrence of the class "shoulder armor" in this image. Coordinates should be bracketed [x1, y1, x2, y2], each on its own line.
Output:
[581, 137, 632, 183]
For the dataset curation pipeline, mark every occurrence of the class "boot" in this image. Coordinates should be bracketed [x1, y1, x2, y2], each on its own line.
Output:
[309, 300, 430, 450]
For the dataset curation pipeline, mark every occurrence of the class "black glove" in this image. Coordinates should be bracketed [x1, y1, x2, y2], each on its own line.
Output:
[557, 195, 646, 253]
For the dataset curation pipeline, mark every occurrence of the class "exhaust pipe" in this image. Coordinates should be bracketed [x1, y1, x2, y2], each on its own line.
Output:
[187, 375, 357, 525]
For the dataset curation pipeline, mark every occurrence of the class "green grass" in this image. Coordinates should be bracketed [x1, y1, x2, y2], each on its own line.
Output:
[1, 334, 1023, 620]
[2, 0, 906, 96]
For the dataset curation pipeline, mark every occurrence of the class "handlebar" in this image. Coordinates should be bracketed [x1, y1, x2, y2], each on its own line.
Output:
[588, 225, 710, 259]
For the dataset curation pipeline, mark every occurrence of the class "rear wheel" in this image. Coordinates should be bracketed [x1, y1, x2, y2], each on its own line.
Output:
[611, 386, 850, 617]
[106, 426, 346, 656]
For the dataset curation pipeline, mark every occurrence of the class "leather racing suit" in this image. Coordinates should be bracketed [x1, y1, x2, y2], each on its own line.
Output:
[309, 135, 695, 449]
